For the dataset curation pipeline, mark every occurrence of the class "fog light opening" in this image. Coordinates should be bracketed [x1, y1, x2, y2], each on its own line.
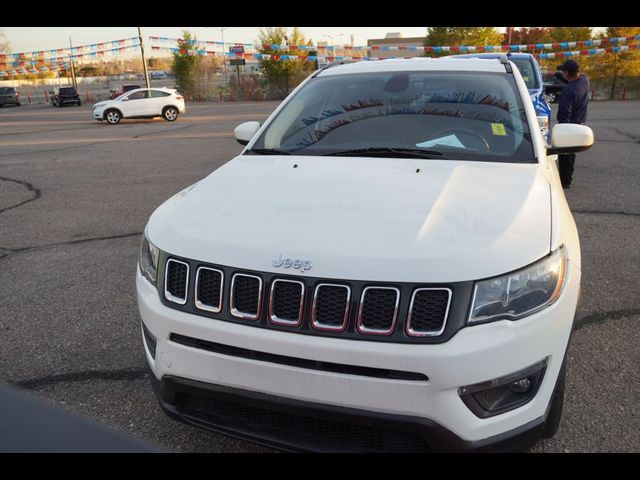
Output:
[459, 358, 549, 418]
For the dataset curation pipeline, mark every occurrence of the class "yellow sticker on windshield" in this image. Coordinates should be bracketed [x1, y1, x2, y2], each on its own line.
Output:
[491, 123, 507, 136]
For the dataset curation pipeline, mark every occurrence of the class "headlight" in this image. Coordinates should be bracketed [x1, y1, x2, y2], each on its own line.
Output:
[468, 246, 566, 324]
[537, 115, 550, 139]
[139, 230, 160, 285]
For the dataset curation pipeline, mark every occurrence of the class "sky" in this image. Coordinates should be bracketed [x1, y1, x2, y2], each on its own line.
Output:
[2, 27, 454, 54]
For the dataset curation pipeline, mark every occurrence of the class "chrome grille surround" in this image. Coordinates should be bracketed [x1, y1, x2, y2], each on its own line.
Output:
[356, 286, 400, 336]
[230, 273, 263, 321]
[269, 279, 305, 327]
[311, 283, 351, 332]
[406, 288, 452, 337]
[164, 258, 190, 305]
[194, 266, 224, 313]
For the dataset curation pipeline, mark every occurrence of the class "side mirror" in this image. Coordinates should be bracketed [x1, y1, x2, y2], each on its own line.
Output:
[546, 124, 594, 156]
[234, 121, 261, 146]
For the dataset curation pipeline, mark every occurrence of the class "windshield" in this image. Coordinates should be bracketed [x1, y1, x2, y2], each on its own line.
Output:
[249, 71, 535, 163]
[511, 58, 540, 90]
[0, 87, 15, 94]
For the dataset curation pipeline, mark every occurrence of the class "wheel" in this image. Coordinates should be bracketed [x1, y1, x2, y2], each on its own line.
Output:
[545, 92, 558, 104]
[16, 102, 21, 107]
[58, 101, 63, 108]
[163, 106, 179, 122]
[541, 359, 566, 439]
[77, 101, 82, 106]
[105, 109, 122, 125]
[427, 127, 491, 152]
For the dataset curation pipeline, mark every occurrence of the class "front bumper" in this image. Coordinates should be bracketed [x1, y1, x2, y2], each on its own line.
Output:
[137, 260, 580, 452]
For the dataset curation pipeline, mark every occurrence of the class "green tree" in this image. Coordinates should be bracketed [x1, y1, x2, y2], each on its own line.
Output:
[424, 27, 503, 56]
[503, 27, 552, 46]
[257, 27, 314, 99]
[171, 30, 200, 97]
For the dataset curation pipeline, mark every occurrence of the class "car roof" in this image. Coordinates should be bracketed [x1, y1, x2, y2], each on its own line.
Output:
[450, 52, 535, 60]
[316, 57, 508, 77]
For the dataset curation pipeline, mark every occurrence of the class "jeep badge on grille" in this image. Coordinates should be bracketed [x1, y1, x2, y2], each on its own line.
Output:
[272, 255, 313, 272]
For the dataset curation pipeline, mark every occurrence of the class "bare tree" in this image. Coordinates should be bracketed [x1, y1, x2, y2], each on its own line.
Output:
[0, 30, 11, 53]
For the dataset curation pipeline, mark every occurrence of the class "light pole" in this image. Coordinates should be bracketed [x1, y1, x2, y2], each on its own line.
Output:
[138, 27, 150, 89]
[324, 33, 345, 61]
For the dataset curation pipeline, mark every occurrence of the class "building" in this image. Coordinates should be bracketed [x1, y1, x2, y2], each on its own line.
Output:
[367, 33, 427, 60]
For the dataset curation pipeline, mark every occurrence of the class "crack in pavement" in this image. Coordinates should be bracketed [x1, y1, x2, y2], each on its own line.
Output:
[572, 209, 640, 218]
[574, 307, 640, 331]
[611, 128, 640, 144]
[14, 368, 148, 390]
[0, 175, 41, 214]
[0, 231, 143, 260]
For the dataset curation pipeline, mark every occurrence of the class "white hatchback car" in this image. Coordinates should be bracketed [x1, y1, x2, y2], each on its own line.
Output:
[92, 87, 185, 124]
[136, 57, 593, 452]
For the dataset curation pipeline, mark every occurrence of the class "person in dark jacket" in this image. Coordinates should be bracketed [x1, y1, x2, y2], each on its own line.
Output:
[556, 59, 590, 188]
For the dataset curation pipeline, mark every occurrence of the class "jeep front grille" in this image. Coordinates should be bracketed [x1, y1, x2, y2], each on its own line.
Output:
[160, 256, 460, 344]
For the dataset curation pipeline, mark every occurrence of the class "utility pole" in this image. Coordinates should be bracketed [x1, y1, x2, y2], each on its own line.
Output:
[69, 36, 77, 89]
[138, 27, 150, 88]
[215, 27, 230, 93]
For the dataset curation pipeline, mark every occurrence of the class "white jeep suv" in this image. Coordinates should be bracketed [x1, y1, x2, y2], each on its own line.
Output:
[136, 57, 593, 452]
[92, 87, 185, 124]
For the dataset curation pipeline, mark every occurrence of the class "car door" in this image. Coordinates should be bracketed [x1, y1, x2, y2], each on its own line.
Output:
[148, 90, 172, 115]
[120, 89, 152, 117]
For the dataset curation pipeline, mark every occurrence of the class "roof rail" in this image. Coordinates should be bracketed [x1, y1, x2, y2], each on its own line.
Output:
[498, 55, 513, 73]
[311, 59, 358, 78]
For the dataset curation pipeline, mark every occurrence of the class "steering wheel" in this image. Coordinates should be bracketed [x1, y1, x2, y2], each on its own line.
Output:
[426, 127, 491, 152]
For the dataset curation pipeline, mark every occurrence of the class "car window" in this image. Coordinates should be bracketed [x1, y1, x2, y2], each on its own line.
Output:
[60, 88, 76, 95]
[127, 90, 150, 100]
[251, 71, 535, 163]
[0, 87, 15, 94]
[511, 58, 540, 90]
[150, 90, 171, 98]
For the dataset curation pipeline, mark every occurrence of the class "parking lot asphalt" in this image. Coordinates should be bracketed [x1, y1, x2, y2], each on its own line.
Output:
[0, 100, 638, 453]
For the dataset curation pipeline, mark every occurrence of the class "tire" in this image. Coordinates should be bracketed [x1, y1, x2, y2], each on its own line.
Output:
[58, 101, 64, 108]
[547, 92, 558, 104]
[105, 109, 122, 125]
[541, 360, 566, 439]
[16, 102, 21, 107]
[77, 100, 82, 106]
[162, 106, 179, 122]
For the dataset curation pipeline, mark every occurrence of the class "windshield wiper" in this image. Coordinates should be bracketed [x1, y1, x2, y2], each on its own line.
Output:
[244, 147, 291, 155]
[324, 147, 444, 159]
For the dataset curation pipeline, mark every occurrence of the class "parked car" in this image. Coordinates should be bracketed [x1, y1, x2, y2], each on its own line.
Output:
[109, 84, 142, 100]
[91, 87, 185, 124]
[50, 86, 81, 107]
[543, 71, 568, 103]
[449, 53, 552, 141]
[136, 56, 593, 452]
[0, 87, 21, 107]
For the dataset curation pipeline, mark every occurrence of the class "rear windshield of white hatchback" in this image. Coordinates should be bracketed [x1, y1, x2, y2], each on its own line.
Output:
[249, 71, 536, 163]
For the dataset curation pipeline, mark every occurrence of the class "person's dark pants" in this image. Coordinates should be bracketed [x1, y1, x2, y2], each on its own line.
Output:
[558, 153, 576, 187]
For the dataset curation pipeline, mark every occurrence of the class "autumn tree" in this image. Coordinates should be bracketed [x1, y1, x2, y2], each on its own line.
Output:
[424, 27, 503, 56]
[257, 27, 314, 99]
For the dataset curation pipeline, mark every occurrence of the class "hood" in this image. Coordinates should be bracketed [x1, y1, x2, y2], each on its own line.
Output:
[148, 155, 551, 283]
[93, 100, 109, 108]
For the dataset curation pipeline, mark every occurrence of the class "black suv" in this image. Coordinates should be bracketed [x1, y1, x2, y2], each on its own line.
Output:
[50, 86, 82, 107]
[543, 71, 567, 103]
[0, 87, 20, 107]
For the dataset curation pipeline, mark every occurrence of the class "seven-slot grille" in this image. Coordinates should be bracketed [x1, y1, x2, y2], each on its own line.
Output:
[162, 258, 452, 340]
[406, 288, 452, 337]
[164, 259, 189, 305]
